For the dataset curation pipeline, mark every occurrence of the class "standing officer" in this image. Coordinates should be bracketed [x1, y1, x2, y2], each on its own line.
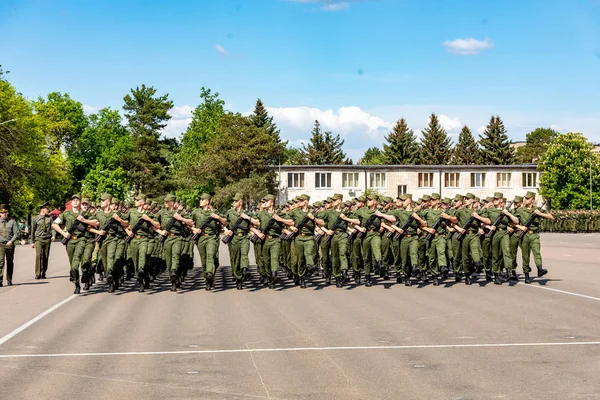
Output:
[0, 204, 19, 286]
[31, 201, 54, 279]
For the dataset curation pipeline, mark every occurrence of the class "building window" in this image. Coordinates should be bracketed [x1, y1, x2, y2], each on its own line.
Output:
[342, 172, 359, 189]
[287, 173, 304, 189]
[444, 172, 460, 188]
[369, 172, 386, 188]
[470, 172, 486, 188]
[315, 173, 332, 189]
[418, 172, 434, 188]
[397, 185, 407, 197]
[523, 172, 537, 188]
[497, 172, 512, 188]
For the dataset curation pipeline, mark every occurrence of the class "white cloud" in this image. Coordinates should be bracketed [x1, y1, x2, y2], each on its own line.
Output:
[321, 2, 349, 11]
[550, 124, 562, 132]
[438, 114, 462, 132]
[443, 37, 494, 55]
[162, 105, 193, 138]
[82, 104, 100, 115]
[289, 0, 368, 11]
[215, 44, 227, 55]
[477, 125, 487, 134]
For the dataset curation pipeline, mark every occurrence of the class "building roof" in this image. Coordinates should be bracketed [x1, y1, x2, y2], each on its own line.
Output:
[272, 164, 539, 171]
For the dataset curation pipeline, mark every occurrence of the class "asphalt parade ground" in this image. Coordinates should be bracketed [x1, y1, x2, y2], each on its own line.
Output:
[0, 233, 599, 400]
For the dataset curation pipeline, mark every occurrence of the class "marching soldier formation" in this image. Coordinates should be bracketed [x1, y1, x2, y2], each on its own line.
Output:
[0, 190, 561, 292]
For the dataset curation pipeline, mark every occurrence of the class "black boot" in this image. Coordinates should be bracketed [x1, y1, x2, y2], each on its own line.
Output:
[455, 271, 462, 283]
[242, 267, 250, 281]
[300, 276, 307, 289]
[464, 274, 472, 285]
[74, 282, 81, 294]
[294, 275, 300, 286]
[537, 267, 548, 278]
[509, 270, 518, 282]
[493, 273, 501, 285]
[138, 270, 145, 292]
[237, 279, 243, 290]
[365, 274, 372, 287]
[106, 273, 115, 293]
[486, 270, 493, 282]
[353, 270, 361, 284]
[340, 269, 349, 286]
[432, 275, 440, 286]
[325, 274, 331, 285]
[441, 265, 449, 280]
[205, 272, 214, 291]
[524, 273, 532, 284]
[82, 271, 90, 290]
[421, 270, 429, 283]
[307, 265, 316, 276]
[171, 270, 178, 292]
[396, 274, 403, 284]
[69, 269, 77, 282]
[378, 261, 389, 280]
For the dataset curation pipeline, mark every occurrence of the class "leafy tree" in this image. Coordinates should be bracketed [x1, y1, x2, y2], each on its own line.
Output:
[539, 132, 600, 210]
[452, 125, 481, 164]
[360, 147, 385, 165]
[33, 92, 88, 151]
[479, 115, 515, 165]
[122, 84, 174, 197]
[420, 113, 453, 165]
[80, 166, 130, 202]
[382, 118, 420, 164]
[516, 127, 560, 163]
[300, 120, 351, 165]
[283, 146, 307, 165]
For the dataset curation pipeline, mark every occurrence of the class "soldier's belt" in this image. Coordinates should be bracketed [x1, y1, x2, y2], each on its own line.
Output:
[405, 234, 414, 238]
[266, 235, 278, 239]
[299, 233, 313, 236]
[70, 236, 79, 240]
[236, 232, 246, 236]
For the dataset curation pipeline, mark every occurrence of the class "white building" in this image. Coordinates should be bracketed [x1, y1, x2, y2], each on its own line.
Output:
[274, 164, 541, 203]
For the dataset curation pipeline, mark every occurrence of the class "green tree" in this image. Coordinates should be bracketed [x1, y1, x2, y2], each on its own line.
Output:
[122, 84, 174, 197]
[283, 146, 307, 165]
[300, 120, 351, 165]
[249, 99, 287, 164]
[452, 125, 481, 165]
[360, 147, 385, 165]
[479, 115, 515, 165]
[420, 113, 453, 165]
[33, 92, 88, 151]
[539, 132, 600, 210]
[382, 118, 420, 164]
[516, 127, 560, 163]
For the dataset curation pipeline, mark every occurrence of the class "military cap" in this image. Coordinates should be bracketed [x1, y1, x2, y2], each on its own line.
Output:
[124, 201, 132, 208]
[286, 199, 293, 205]
[71, 193, 81, 200]
[454, 194, 464, 201]
[367, 193, 379, 201]
[399, 194, 409, 201]
[415, 198, 423, 205]
[486, 196, 493, 203]
[357, 195, 367, 203]
[150, 201, 158, 207]
[326, 196, 334, 203]
[405, 193, 413, 200]
[0, 204, 8, 213]
[384, 196, 394, 203]
[38, 201, 50, 209]
[431, 193, 441, 200]
[474, 196, 481, 203]
[264, 194, 276, 201]
[199, 193, 212, 200]
[525, 191, 536, 199]
[135, 193, 146, 201]
[422, 194, 431, 201]
[494, 192, 503, 199]
[300, 194, 310, 201]
[164, 194, 176, 202]
[514, 195, 523, 203]
[441, 197, 452, 204]
[332, 193, 343, 201]
[379, 197, 390, 205]
[351, 198, 357, 204]
[465, 193, 476, 200]
[110, 197, 120, 205]
[313, 201, 323, 208]
[81, 197, 91, 204]
[100, 193, 112, 201]
[232, 193, 244, 201]
[343, 200, 352, 207]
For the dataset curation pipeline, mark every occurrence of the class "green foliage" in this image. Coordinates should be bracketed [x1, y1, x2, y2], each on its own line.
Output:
[80, 166, 130, 202]
[122, 84, 174, 197]
[516, 127, 560, 163]
[382, 118, 420, 164]
[301, 120, 351, 165]
[283, 146, 307, 165]
[249, 99, 286, 164]
[453, 125, 481, 165]
[479, 115, 515, 165]
[420, 113, 453, 165]
[539, 132, 600, 210]
[33, 92, 88, 151]
[360, 147, 385, 165]
[211, 174, 273, 210]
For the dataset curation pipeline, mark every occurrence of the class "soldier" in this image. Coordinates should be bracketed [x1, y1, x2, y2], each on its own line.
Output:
[79, 197, 99, 291]
[515, 191, 554, 283]
[123, 194, 156, 292]
[330, 197, 351, 287]
[223, 193, 257, 290]
[348, 196, 366, 283]
[288, 194, 320, 288]
[0, 204, 19, 286]
[479, 196, 495, 280]
[484, 192, 519, 284]
[31, 201, 54, 279]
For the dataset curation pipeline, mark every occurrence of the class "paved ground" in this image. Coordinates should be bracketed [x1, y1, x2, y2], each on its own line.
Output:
[0, 233, 599, 400]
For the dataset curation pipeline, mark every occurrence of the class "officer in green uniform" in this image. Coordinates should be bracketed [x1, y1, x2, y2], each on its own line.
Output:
[185, 193, 226, 291]
[223, 193, 256, 289]
[31, 201, 54, 279]
[349, 196, 366, 283]
[378, 196, 395, 280]
[446, 194, 463, 277]
[0, 204, 19, 287]
[479, 196, 495, 280]
[515, 191, 553, 283]
[316, 199, 334, 283]
[52, 194, 99, 294]
[394, 194, 419, 285]
[484, 192, 519, 284]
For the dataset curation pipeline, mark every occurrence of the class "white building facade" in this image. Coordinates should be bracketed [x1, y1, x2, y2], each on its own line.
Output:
[274, 164, 541, 203]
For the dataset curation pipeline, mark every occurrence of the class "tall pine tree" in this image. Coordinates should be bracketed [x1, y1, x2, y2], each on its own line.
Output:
[249, 98, 287, 164]
[420, 113, 453, 165]
[122, 84, 174, 197]
[301, 120, 351, 165]
[452, 125, 481, 165]
[382, 118, 420, 164]
[479, 115, 515, 165]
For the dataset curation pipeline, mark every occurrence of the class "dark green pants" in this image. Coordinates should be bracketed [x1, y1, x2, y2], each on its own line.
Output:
[361, 232, 381, 275]
[481, 236, 491, 271]
[319, 238, 331, 277]
[331, 232, 349, 277]
[197, 234, 217, 278]
[491, 230, 511, 273]
[164, 235, 183, 275]
[100, 237, 125, 277]
[461, 233, 482, 272]
[35, 239, 51, 277]
[417, 236, 427, 271]
[262, 237, 280, 275]
[130, 237, 149, 277]
[400, 236, 419, 276]
[509, 233, 520, 271]
[521, 232, 542, 273]
[427, 235, 446, 275]
[66, 238, 86, 276]
[229, 234, 250, 280]
[294, 235, 315, 277]
[381, 234, 391, 268]
[351, 237, 363, 273]
[451, 235, 461, 273]
[0, 243, 15, 282]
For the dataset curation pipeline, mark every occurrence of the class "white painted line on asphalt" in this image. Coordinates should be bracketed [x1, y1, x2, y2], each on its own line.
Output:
[1, 341, 600, 359]
[0, 294, 77, 347]
[524, 284, 600, 302]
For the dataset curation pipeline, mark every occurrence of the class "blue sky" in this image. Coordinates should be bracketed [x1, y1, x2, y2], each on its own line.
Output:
[1, 0, 599, 161]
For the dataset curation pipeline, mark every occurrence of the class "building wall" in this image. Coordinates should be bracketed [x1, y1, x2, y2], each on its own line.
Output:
[275, 165, 541, 203]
